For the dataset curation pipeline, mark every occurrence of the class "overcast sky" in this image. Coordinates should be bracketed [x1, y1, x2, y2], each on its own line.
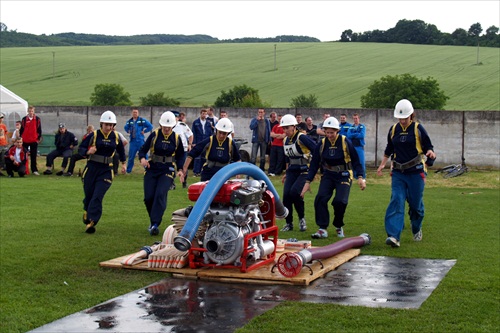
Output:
[1, 1, 499, 42]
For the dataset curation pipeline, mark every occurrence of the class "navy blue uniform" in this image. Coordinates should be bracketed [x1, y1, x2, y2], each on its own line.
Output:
[283, 131, 317, 227]
[79, 130, 126, 227]
[187, 135, 241, 181]
[139, 129, 185, 230]
[307, 135, 363, 230]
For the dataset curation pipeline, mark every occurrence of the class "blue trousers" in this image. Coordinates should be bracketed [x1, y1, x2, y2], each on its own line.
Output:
[354, 146, 366, 178]
[250, 141, 268, 170]
[283, 170, 307, 226]
[314, 171, 352, 229]
[82, 163, 113, 224]
[385, 171, 426, 240]
[144, 165, 174, 227]
[126, 141, 145, 173]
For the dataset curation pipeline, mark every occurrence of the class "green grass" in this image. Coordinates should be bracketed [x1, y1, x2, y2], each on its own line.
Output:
[1, 43, 499, 110]
[0, 162, 499, 332]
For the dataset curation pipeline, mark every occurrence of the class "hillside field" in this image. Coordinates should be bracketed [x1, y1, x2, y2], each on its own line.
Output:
[0, 42, 499, 110]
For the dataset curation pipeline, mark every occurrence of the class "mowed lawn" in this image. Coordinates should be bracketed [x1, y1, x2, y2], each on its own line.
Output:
[0, 163, 498, 332]
[1, 42, 499, 110]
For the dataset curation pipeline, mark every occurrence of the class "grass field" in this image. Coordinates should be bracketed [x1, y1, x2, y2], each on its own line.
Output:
[0, 160, 499, 332]
[1, 43, 499, 110]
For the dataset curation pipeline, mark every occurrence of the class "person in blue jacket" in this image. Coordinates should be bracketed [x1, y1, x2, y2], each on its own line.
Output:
[179, 118, 240, 182]
[249, 108, 271, 171]
[79, 111, 126, 234]
[139, 111, 185, 236]
[124, 107, 153, 173]
[377, 99, 436, 248]
[279, 114, 317, 233]
[338, 114, 351, 137]
[191, 108, 215, 176]
[301, 116, 366, 239]
[346, 113, 366, 178]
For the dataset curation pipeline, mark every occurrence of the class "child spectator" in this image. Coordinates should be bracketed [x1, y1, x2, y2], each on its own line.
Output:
[4, 137, 28, 177]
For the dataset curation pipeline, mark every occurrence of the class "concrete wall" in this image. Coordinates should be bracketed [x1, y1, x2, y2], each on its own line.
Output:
[34, 106, 499, 168]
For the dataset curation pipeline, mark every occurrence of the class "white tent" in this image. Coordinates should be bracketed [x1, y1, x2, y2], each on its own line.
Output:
[1, 85, 28, 132]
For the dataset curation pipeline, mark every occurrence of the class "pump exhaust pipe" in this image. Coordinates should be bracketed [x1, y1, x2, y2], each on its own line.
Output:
[174, 162, 288, 252]
[276, 233, 371, 277]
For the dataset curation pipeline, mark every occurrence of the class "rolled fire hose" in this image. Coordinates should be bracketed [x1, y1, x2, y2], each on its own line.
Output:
[276, 233, 371, 277]
[174, 162, 288, 252]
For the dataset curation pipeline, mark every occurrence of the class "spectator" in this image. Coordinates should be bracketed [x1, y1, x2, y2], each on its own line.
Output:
[295, 113, 304, 126]
[377, 99, 436, 248]
[346, 113, 366, 178]
[0, 113, 8, 174]
[79, 111, 126, 234]
[10, 120, 22, 144]
[64, 125, 94, 177]
[301, 117, 366, 239]
[43, 123, 78, 176]
[268, 114, 285, 177]
[20, 105, 42, 175]
[249, 108, 271, 171]
[4, 137, 28, 177]
[338, 113, 351, 137]
[316, 112, 331, 139]
[191, 109, 214, 176]
[304, 116, 319, 143]
[172, 111, 193, 188]
[139, 111, 185, 236]
[124, 107, 153, 174]
[180, 118, 240, 182]
[269, 112, 279, 128]
[207, 107, 218, 125]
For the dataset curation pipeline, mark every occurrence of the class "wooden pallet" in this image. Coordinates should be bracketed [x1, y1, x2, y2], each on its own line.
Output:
[100, 248, 361, 285]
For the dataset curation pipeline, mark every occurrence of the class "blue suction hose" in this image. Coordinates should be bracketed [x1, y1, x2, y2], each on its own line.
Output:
[174, 162, 288, 251]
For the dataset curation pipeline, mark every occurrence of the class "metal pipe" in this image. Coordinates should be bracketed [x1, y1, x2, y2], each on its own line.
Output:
[276, 234, 371, 277]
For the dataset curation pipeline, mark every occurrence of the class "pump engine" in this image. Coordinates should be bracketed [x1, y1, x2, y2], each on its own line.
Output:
[181, 179, 279, 272]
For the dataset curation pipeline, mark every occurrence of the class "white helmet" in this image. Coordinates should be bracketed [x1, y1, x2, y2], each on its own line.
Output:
[322, 116, 340, 130]
[215, 118, 233, 133]
[100, 110, 117, 124]
[394, 99, 414, 118]
[159, 111, 177, 127]
[280, 114, 298, 127]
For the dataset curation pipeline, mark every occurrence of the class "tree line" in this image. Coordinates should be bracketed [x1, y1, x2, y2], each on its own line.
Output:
[341, 20, 499, 47]
[1, 19, 497, 48]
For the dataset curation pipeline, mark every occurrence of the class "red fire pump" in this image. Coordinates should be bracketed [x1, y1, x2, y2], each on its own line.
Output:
[185, 179, 279, 273]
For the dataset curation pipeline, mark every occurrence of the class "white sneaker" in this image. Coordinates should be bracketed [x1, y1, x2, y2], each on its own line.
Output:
[268, 173, 275, 177]
[32, 171, 40, 176]
[336, 227, 345, 238]
[311, 228, 328, 239]
[413, 230, 422, 241]
[299, 218, 307, 231]
[386, 236, 400, 248]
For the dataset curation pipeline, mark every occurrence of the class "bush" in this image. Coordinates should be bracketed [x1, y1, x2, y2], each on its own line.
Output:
[214, 84, 269, 108]
[290, 94, 320, 108]
[139, 92, 180, 107]
[360, 73, 449, 109]
[90, 83, 132, 106]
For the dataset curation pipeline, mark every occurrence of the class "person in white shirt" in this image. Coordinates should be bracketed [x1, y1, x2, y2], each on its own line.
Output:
[172, 111, 193, 188]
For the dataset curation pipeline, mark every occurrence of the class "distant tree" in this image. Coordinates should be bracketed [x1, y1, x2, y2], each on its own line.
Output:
[0, 22, 7, 32]
[340, 29, 353, 42]
[214, 84, 269, 108]
[139, 92, 180, 107]
[290, 94, 320, 108]
[90, 83, 132, 106]
[360, 73, 449, 110]
[451, 28, 468, 45]
[468, 23, 483, 38]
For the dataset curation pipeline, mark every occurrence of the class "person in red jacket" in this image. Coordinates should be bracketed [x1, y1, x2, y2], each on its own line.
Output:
[20, 106, 42, 175]
[4, 137, 28, 177]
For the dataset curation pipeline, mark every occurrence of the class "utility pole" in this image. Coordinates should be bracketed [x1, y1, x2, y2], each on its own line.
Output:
[52, 52, 55, 78]
[274, 44, 277, 71]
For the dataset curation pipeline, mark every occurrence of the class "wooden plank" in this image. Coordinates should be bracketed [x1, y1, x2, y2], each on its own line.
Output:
[100, 248, 361, 285]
